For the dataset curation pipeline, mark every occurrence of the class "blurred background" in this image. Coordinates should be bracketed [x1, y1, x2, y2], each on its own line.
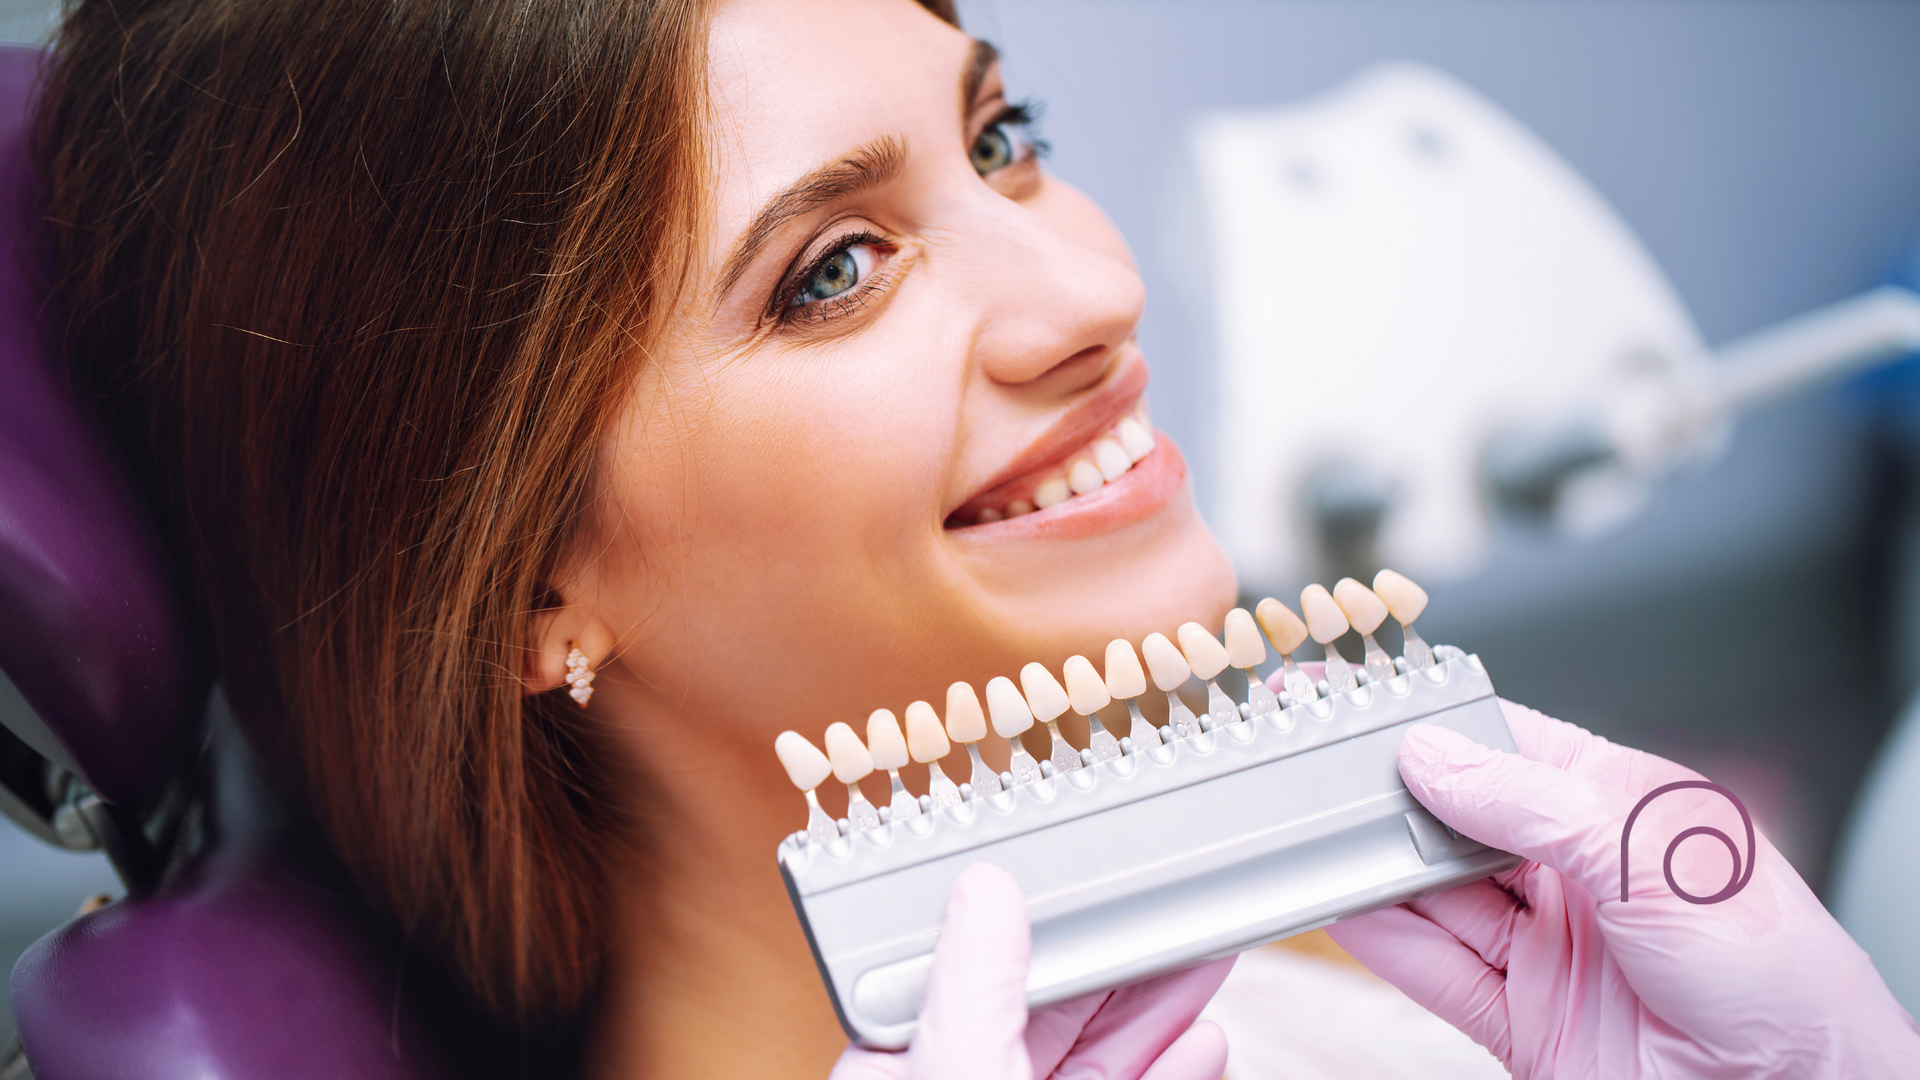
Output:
[5, 0, 1920, 1050]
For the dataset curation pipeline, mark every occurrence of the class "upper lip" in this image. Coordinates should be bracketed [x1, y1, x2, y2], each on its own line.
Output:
[948, 356, 1150, 518]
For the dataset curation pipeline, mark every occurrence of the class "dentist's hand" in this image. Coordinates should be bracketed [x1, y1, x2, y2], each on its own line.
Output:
[1328, 699, 1920, 1077]
[830, 863, 1232, 1080]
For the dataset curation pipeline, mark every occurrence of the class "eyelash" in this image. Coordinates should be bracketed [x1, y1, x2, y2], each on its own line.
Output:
[983, 99, 1051, 168]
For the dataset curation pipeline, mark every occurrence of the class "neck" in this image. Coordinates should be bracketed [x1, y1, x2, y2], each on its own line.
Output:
[588, 701, 846, 1078]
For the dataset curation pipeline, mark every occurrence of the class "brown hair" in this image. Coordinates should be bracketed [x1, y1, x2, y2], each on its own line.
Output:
[37, 0, 711, 1022]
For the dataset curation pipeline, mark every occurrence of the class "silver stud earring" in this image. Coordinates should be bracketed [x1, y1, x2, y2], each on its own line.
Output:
[564, 644, 595, 706]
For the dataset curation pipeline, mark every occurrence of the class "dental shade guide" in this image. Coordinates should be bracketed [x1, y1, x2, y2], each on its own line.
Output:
[1063, 656, 1122, 763]
[1141, 632, 1201, 739]
[1300, 584, 1358, 693]
[778, 569, 1519, 1050]
[1333, 578, 1399, 686]
[1224, 607, 1281, 721]
[1254, 596, 1317, 704]
[1373, 569, 1434, 671]
[866, 709, 922, 821]
[1176, 622, 1241, 731]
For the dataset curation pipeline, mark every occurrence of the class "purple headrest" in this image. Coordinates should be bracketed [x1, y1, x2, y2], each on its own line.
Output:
[0, 45, 199, 805]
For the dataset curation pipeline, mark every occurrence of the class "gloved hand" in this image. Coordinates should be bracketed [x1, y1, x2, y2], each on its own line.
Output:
[830, 862, 1232, 1080]
[1327, 698, 1920, 1077]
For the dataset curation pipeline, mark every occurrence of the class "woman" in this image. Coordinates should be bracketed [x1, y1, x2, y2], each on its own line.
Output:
[36, 0, 1920, 1076]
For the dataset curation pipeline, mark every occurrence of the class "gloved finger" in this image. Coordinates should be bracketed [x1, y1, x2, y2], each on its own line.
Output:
[1042, 957, 1236, 1080]
[829, 1047, 907, 1080]
[1403, 876, 1521, 971]
[1499, 698, 1704, 799]
[1325, 905, 1512, 1063]
[1135, 1020, 1229, 1080]
[905, 862, 1035, 1078]
[1026, 992, 1108, 1077]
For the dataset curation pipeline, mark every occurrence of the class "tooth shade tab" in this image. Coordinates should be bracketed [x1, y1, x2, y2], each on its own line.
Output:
[1034, 477, 1071, 509]
[866, 709, 909, 770]
[1176, 622, 1231, 680]
[944, 681, 988, 742]
[824, 722, 874, 783]
[1141, 632, 1191, 691]
[1103, 638, 1148, 699]
[904, 701, 950, 762]
[1223, 608, 1267, 668]
[1373, 569, 1430, 624]
[1332, 578, 1390, 635]
[1020, 662, 1072, 723]
[1068, 460, 1105, 496]
[1006, 499, 1035, 517]
[1254, 598, 1309, 654]
[775, 731, 833, 791]
[1062, 655, 1112, 715]
[1300, 584, 1350, 644]
[1092, 438, 1131, 481]
[985, 676, 1036, 737]
[1116, 417, 1155, 462]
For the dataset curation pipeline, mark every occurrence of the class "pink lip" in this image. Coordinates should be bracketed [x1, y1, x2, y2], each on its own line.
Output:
[946, 435, 1188, 543]
[944, 359, 1151, 523]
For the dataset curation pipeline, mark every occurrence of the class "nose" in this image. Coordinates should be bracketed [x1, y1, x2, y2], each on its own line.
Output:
[957, 182, 1146, 394]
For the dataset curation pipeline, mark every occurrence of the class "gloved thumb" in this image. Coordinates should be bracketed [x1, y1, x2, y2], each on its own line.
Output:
[903, 862, 1034, 1077]
[1397, 723, 1638, 902]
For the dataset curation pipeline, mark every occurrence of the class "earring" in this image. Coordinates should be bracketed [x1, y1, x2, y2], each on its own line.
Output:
[564, 644, 596, 706]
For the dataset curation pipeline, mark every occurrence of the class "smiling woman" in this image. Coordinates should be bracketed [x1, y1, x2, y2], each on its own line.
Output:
[36, 0, 1233, 1075]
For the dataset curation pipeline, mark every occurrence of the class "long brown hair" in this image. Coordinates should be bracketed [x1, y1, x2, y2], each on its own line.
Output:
[38, 0, 711, 1022]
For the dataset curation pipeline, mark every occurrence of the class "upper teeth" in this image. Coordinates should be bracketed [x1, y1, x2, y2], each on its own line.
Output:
[975, 410, 1156, 524]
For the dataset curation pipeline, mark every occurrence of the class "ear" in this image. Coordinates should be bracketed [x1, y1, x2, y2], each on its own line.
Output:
[525, 599, 616, 696]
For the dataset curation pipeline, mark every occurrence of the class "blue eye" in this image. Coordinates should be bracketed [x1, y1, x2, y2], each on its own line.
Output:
[968, 100, 1048, 178]
[792, 243, 876, 307]
[970, 125, 1016, 175]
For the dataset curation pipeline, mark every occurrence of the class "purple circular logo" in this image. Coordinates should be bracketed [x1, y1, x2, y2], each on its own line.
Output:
[1619, 780, 1756, 905]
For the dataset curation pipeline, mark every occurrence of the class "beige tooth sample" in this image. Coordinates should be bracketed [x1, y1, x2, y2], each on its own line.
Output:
[944, 681, 1003, 795]
[1255, 597, 1318, 703]
[1116, 417, 1155, 462]
[866, 709, 922, 820]
[985, 675, 1044, 785]
[824, 721, 882, 832]
[1063, 655, 1121, 762]
[1176, 621, 1242, 729]
[905, 700, 963, 810]
[1020, 662, 1084, 773]
[1068, 459, 1105, 496]
[775, 730, 842, 846]
[1300, 584, 1359, 694]
[1092, 438, 1132, 481]
[1033, 477, 1070, 510]
[1332, 578, 1399, 685]
[1373, 568, 1434, 670]
[1140, 631, 1201, 739]
[1104, 637, 1160, 750]
[1223, 608, 1282, 719]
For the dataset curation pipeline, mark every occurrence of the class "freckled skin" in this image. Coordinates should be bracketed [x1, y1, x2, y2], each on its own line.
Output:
[571, 0, 1236, 1075]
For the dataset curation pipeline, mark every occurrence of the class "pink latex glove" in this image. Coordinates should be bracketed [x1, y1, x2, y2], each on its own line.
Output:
[830, 862, 1233, 1080]
[1327, 698, 1920, 1077]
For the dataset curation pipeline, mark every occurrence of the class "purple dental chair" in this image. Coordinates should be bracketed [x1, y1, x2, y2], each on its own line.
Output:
[0, 45, 461, 1079]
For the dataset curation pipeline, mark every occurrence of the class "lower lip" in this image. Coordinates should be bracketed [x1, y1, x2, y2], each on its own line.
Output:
[946, 435, 1189, 543]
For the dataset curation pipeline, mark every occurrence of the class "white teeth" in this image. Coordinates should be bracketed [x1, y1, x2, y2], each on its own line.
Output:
[1062, 655, 1111, 715]
[1019, 662, 1072, 723]
[866, 709, 910, 771]
[1255, 597, 1309, 655]
[1034, 477, 1071, 509]
[1300, 584, 1350, 644]
[1092, 438, 1131, 481]
[1372, 568, 1429, 624]
[985, 675, 1035, 737]
[1222, 608, 1268, 669]
[904, 701, 950, 762]
[1103, 638, 1147, 699]
[1140, 632, 1191, 691]
[1116, 417, 1155, 462]
[775, 731, 833, 791]
[975, 507, 1003, 524]
[1006, 499, 1034, 517]
[1332, 578, 1389, 635]
[1176, 621, 1231, 680]
[944, 681, 988, 742]
[1068, 459, 1105, 496]
[824, 721, 875, 783]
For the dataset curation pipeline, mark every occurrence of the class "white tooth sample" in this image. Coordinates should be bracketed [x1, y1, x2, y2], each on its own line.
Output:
[1176, 622, 1241, 729]
[1333, 578, 1398, 685]
[905, 700, 963, 810]
[1006, 499, 1034, 517]
[1140, 632, 1200, 738]
[1020, 662, 1083, 773]
[1116, 417, 1155, 462]
[985, 676, 1043, 785]
[976, 507, 1003, 524]
[775, 730, 842, 846]
[1063, 654, 1120, 762]
[1103, 638, 1159, 751]
[867, 708, 921, 819]
[1373, 568, 1435, 670]
[945, 681, 1002, 796]
[1300, 584, 1358, 693]
[1033, 477, 1070, 510]
[1092, 438, 1132, 481]
[1255, 597, 1317, 703]
[1068, 459, 1105, 496]
[1223, 608, 1280, 719]
[824, 721, 881, 832]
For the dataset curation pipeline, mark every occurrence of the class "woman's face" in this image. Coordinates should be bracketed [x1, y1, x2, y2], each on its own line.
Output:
[586, 0, 1235, 759]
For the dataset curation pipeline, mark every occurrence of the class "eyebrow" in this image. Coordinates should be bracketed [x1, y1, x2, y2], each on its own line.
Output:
[715, 38, 1002, 303]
